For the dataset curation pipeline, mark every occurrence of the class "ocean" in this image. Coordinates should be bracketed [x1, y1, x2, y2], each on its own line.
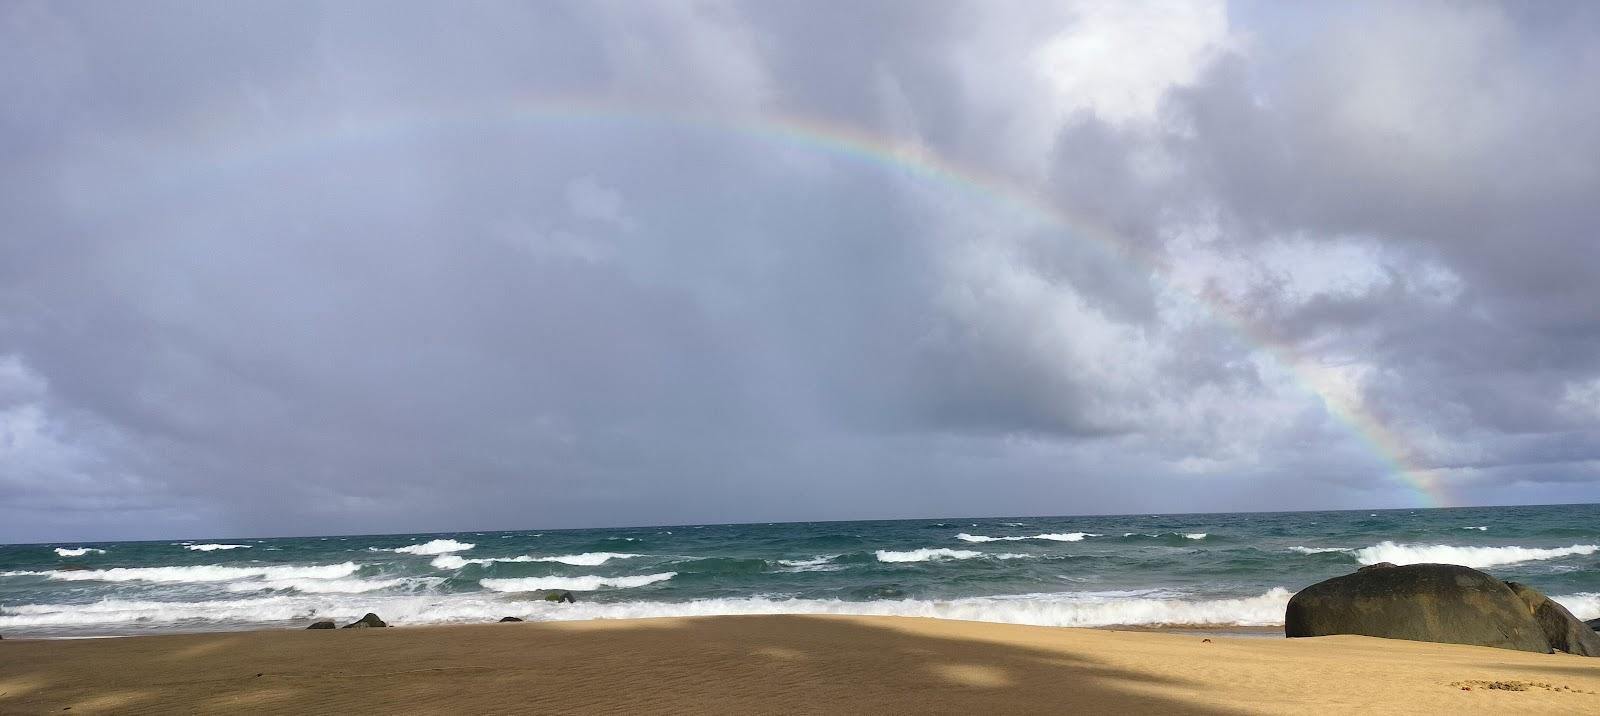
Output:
[3, 504, 1598, 638]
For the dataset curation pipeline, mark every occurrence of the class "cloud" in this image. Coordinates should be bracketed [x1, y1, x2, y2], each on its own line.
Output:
[1034, 0, 1234, 126]
[1, 1, 1597, 540]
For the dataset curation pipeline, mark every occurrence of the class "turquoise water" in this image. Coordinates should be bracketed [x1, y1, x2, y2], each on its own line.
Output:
[2, 504, 1597, 637]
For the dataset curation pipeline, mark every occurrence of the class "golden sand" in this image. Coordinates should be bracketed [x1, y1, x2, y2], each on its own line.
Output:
[2, 615, 1598, 714]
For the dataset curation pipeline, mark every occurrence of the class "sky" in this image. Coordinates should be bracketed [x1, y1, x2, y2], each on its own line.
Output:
[3, 1, 1599, 542]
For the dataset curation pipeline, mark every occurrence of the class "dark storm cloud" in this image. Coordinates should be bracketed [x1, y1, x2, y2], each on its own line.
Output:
[2, 1, 1597, 541]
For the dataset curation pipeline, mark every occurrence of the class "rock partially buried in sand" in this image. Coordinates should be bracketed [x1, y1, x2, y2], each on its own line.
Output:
[1285, 563, 1551, 654]
[499, 617, 524, 622]
[306, 620, 336, 630]
[342, 613, 388, 629]
[1505, 582, 1600, 656]
[544, 591, 576, 603]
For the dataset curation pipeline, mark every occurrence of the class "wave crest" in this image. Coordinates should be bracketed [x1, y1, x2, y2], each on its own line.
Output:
[186, 543, 250, 551]
[431, 552, 640, 569]
[1288, 546, 1350, 555]
[479, 572, 676, 592]
[224, 577, 435, 594]
[390, 539, 476, 555]
[955, 533, 1098, 543]
[876, 548, 982, 563]
[53, 547, 105, 557]
[1352, 542, 1598, 568]
[5, 588, 1591, 632]
[39, 562, 361, 584]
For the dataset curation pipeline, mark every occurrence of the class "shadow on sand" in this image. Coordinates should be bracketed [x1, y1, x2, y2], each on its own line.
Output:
[0, 615, 1245, 714]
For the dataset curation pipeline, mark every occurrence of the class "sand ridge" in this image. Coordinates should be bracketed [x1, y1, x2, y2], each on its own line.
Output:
[2, 615, 1598, 714]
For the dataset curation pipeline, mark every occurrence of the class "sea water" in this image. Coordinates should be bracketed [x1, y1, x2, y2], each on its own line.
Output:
[3, 504, 1597, 637]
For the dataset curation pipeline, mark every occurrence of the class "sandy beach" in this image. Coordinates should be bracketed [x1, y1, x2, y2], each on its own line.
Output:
[2, 616, 1597, 714]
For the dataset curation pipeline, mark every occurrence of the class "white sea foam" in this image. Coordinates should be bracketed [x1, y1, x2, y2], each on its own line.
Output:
[1351, 542, 1599, 568]
[1460, 526, 1489, 531]
[1288, 546, 1351, 555]
[875, 548, 983, 562]
[1184, 533, 1207, 540]
[53, 547, 105, 557]
[775, 556, 845, 573]
[1119, 532, 1208, 540]
[0, 588, 1305, 631]
[955, 532, 1098, 543]
[430, 552, 640, 569]
[185, 543, 250, 551]
[777, 556, 835, 567]
[389, 539, 475, 555]
[479, 572, 677, 592]
[37, 562, 361, 584]
[1555, 592, 1600, 620]
[224, 577, 432, 594]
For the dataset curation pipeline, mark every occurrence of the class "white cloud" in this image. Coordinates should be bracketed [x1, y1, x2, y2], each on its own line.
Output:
[491, 216, 613, 265]
[564, 176, 637, 232]
[1035, 0, 1234, 126]
[942, 0, 1234, 179]
[1308, 2, 1516, 167]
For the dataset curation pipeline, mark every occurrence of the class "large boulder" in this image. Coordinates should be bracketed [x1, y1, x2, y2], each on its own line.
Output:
[544, 591, 576, 603]
[306, 620, 336, 630]
[1505, 582, 1600, 656]
[499, 617, 524, 622]
[1588, 618, 1600, 632]
[342, 613, 388, 629]
[1285, 563, 1551, 653]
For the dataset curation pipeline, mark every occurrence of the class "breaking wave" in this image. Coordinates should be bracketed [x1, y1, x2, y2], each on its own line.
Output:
[185, 543, 250, 551]
[431, 552, 640, 569]
[956, 532, 1098, 543]
[1351, 542, 1599, 568]
[775, 555, 843, 572]
[0, 588, 1299, 630]
[31, 562, 361, 584]
[1, 585, 1591, 633]
[1556, 592, 1600, 620]
[53, 548, 105, 557]
[777, 556, 835, 567]
[224, 577, 434, 594]
[479, 572, 677, 592]
[1288, 546, 1350, 555]
[876, 549, 982, 563]
[389, 539, 475, 555]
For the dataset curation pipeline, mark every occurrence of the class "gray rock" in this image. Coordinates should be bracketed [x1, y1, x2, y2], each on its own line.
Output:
[306, 620, 336, 630]
[1357, 562, 1398, 572]
[1285, 563, 1551, 653]
[1588, 617, 1600, 632]
[342, 613, 388, 629]
[499, 617, 524, 622]
[1505, 582, 1600, 656]
[544, 591, 576, 603]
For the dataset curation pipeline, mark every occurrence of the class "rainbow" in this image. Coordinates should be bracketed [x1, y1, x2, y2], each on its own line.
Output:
[144, 95, 1448, 506]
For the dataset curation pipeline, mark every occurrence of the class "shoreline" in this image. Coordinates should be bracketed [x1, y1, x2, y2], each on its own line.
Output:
[0, 619, 1291, 641]
[3, 614, 1597, 714]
